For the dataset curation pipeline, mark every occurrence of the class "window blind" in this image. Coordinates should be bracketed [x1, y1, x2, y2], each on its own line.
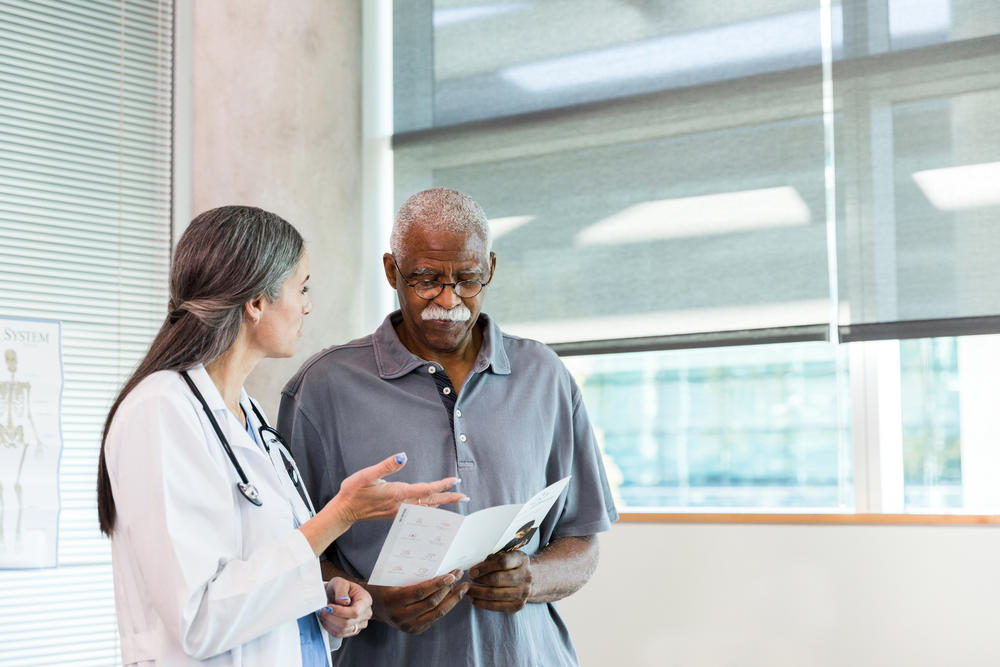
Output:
[0, 0, 172, 664]
[392, 0, 1000, 347]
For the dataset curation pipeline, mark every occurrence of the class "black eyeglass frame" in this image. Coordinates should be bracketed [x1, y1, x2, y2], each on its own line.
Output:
[391, 255, 494, 300]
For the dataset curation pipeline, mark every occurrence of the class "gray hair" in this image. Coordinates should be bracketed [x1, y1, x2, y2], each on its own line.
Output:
[98, 205, 303, 536]
[167, 206, 303, 362]
[390, 188, 492, 261]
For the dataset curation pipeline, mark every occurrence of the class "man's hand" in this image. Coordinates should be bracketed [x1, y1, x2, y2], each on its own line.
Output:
[467, 551, 533, 614]
[368, 569, 469, 634]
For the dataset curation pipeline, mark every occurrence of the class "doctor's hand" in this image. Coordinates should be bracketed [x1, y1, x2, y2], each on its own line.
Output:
[300, 452, 467, 556]
[467, 551, 533, 614]
[367, 569, 469, 635]
[334, 452, 467, 523]
[319, 577, 373, 638]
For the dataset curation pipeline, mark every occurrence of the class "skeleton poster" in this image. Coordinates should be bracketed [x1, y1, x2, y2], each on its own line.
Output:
[0, 316, 61, 568]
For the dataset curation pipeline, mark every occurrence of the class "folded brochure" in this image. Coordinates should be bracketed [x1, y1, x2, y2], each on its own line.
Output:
[367, 476, 571, 587]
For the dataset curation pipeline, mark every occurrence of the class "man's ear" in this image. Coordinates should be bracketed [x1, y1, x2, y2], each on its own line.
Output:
[489, 251, 497, 277]
[383, 253, 398, 289]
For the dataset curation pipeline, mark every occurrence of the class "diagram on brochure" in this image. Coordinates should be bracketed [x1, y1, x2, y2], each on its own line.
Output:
[367, 476, 571, 587]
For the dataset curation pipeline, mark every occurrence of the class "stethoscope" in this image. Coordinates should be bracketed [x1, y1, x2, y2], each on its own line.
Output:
[180, 370, 315, 515]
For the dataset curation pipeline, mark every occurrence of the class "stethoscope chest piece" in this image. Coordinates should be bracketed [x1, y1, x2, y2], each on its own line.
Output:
[238, 481, 263, 506]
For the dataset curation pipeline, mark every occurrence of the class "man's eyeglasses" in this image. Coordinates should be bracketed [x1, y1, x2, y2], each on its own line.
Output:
[392, 255, 492, 300]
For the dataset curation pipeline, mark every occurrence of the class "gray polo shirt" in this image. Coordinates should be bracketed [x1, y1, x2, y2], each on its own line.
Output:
[279, 311, 618, 667]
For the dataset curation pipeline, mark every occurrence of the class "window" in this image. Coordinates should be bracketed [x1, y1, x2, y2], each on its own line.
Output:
[0, 0, 173, 663]
[563, 341, 852, 510]
[389, 1, 1000, 514]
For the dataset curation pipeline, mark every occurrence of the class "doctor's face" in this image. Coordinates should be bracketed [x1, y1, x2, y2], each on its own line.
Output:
[256, 252, 312, 358]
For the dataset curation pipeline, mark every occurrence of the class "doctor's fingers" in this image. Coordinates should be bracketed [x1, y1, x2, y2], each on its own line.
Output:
[321, 600, 372, 621]
[319, 612, 370, 638]
[326, 577, 352, 605]
[354, 452, 409, 485]
[400, 490, 468, 508]
[345, 579, 374, 608]
[392, 477, 465, 501]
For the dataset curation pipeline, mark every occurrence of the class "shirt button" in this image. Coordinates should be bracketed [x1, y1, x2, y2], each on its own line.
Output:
[459, 434, 467, 443]
[442, 387, 451, 395]
[428, 366, 436, 374]
[455, 409, 462, 417]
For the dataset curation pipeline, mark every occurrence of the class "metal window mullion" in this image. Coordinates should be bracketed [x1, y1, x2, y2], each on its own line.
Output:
[851, 339, 904, 512]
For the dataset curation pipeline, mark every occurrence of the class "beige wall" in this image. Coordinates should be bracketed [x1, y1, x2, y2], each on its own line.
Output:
[559, 522, 1000, 666]
[190, 0, 364, 416]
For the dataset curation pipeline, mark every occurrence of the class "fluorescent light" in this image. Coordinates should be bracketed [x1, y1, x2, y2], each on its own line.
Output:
[576, 186, 810, 246]
[889, 0, 951, 40]
[500, 8, 841, 93]
[489, 215, 534, 241]
[912, 162, 1000, 211]
[433, 3, 528, 28]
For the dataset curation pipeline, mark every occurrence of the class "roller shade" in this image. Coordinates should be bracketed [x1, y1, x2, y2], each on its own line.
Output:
[393, 0, 1000, 346]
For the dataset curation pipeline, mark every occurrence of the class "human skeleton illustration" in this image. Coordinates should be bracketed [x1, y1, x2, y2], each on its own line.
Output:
[0, 349, 43, 546]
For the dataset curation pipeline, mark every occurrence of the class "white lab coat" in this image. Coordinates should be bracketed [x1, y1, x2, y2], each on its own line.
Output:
[105, 365, 332, 666]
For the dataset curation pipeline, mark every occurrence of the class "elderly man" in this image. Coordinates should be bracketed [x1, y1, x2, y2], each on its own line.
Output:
[279, 187, 617, 666]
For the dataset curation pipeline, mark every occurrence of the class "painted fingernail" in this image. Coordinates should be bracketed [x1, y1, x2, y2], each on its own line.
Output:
[337, 595, 351, 604]
[458, 496, 470, 503]
[322, 606, 333, 613]
[454, 478, 462, 483]
[395, 452, 407, 465]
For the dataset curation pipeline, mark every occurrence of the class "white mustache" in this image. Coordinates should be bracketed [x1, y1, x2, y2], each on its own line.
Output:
[421, 303, 472, 322]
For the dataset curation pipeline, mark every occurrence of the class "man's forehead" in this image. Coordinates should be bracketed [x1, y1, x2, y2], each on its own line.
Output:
[402, 222, 487, 252]
[399, 225, 490, 269]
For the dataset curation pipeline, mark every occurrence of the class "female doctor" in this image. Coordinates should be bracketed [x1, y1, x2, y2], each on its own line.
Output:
[96, 206, 465, 665]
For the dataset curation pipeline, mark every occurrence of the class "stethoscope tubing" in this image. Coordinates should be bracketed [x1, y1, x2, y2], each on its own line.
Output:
[180, 369, 312, 513]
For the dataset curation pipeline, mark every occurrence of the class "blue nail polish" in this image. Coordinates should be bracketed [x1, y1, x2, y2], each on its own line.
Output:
[322, 606, 333, 613]
[395, 452, 407, 465]
[458, 497, 470, 503]
[337, 595, 351, 603]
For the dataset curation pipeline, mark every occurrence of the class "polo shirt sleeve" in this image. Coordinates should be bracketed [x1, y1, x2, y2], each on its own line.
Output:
[278, 387, 345, 562]
[551, 375, 620, 540]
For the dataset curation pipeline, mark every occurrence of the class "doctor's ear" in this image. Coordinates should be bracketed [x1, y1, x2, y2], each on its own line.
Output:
[244, 295, 265, 327]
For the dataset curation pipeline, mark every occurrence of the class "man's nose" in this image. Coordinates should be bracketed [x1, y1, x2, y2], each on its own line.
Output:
[433, 283, 462, 310]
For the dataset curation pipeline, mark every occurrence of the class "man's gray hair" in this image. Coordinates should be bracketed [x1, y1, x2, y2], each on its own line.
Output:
[390, 188, 492, 260]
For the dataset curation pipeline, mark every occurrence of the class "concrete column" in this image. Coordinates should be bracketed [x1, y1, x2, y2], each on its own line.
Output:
[190, 0, 364, 415]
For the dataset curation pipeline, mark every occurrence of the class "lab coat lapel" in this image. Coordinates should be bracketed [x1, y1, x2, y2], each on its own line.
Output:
[239, 392, 314, 525]
[185, 365, 258, 453]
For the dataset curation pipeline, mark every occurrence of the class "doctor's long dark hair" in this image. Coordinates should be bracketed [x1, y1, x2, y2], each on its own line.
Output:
[97, 206, 303, 536]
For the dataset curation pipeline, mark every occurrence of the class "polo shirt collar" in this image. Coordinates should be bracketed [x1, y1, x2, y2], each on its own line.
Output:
[373, 310, 512, 379]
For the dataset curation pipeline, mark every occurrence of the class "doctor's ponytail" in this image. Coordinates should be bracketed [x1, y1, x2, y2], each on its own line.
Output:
[97, 206, 304, 536]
